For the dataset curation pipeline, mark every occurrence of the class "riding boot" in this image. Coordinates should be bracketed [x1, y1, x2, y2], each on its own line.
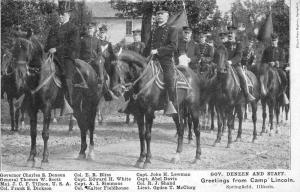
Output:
[236, 67, 256, 102]
[164, 85, 177, 116]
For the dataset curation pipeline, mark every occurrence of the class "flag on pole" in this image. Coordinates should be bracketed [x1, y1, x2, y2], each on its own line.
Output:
[257, 13, 273, 42]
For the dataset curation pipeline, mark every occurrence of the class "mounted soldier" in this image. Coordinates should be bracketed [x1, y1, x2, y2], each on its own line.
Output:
[45, 1, 80, 105]
[97, 24, 114, 56]
[127, 28, 146, 56]
[224, 25, 256, 102]
[241, 36, 256, 69]
[150, 6, 179, 116]
[197, 30, 214, 73]
[176, 26, 199, 71]
[261, 33, 289, 104]
[80, 22, 104, 84]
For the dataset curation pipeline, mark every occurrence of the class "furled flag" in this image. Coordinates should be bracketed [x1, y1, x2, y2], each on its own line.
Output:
[257, 13, 273, 42]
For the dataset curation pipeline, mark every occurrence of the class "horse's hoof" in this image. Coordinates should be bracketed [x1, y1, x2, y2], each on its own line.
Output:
[213, 141, 221, 147]
[226, 143, 232, 148]
[134, 161, 144, 169]
[191, 158, 201, 165]
[269, 130, 274, 137]
[26, 160, 35, 168]
[87, 152, 95, 161]
[252, 138, 257, 143]
[275, 129, 280, 134]
[235, 138, 242, 142]
[40, 160, 49, 169]
[143, 162, 151, 169]
[76, 154, 86, 160]
[171, 153, 181, 164]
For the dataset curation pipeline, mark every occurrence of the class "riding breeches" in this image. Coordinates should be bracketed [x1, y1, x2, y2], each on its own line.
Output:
[159, 58, 176, 102]
[235, 66, 249, 94]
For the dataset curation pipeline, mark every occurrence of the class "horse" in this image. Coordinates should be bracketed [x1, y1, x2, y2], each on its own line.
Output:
[259, 61, 288, 135]
[13, 33, 101, 167]
[211, 45, 260, 148]
[1, 50, 25, 131]
[110, 50, 202, 169]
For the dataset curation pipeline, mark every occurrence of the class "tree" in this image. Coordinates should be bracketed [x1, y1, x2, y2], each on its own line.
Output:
[111, 0, 222, 55]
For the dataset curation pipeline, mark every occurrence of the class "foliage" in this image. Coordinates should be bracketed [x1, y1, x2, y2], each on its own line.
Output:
[1, 0, 92, 52]
[111, 0, 222, 32]
[231, 0, 289, 47]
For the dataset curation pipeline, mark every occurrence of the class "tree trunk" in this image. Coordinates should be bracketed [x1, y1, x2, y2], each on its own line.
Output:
[141, 2, 153, 57]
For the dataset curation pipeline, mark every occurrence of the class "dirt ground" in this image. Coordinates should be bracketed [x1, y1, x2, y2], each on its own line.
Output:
[1, 102, 290, 171]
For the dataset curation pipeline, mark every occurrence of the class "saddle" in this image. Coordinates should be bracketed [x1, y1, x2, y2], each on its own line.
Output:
[152, 60, 191, 90]
[229, 65, 254, 91]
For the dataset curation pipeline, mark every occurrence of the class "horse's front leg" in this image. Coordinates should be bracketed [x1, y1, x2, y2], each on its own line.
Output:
[235, 104, 243, 142]
[172, 112, 184, 164]
[191, 109, 201, 164]
[261, 98, 267, 135]
[8, 98, 15, 131]
[15, 108, 20, 132]
[76, 114, 88, 160]
[226, 106, 235, 148]
[27, 109, 38, 167]
[41, 104, 51, 166]
[268, 101, 275, 136]
[251, 101, 258, 142]
[210, 102, 215, 131]
[143, 113, 154, 169]
[134, 112, 146, 168]
[87, 107, 97, 161]
[214, 105, 223, 146]
[274, 102, 281, 134]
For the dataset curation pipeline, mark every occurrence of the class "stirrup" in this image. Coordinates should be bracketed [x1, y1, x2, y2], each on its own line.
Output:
[62, 96, 73, 115]
[164, 101, 177, 116]
[247, 93, 256, 102]
[283, 93, 289, 105]
[118, 100, 130, 114]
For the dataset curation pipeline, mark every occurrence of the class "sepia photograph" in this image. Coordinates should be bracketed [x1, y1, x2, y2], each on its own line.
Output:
[0, 1, 297, 190]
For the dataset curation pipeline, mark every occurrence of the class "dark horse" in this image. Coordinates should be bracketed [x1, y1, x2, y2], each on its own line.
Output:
[212, 45, 260, 147]
[110, 50, 202, 168]
[13, 34, 101, 167]
[259, 61, 287, 135]
[1, 50, 25, 131]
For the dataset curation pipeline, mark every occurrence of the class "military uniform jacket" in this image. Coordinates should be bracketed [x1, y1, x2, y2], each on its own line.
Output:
[150, 24, 178, 64]
[261, 46, 286, 67]
[224, 41, 243, 66]
[198, 42, 214, 64]
[176, 38, 199, 68]
[127, 41, 145, 55]
[241, 46, 255, 67]
[45, 22, 80, 60]
[80, 34, 99, 63]
[97, 39, 114, 56]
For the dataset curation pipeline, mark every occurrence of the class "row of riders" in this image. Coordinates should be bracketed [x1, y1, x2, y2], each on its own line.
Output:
[2, 5, 289, 168]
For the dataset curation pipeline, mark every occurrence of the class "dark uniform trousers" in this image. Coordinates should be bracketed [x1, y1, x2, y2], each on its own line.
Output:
[224, 41, 252, 99]
[151, 25, 178, 103]
[261, 46, 288, 93]
[45, 21, 80, 104]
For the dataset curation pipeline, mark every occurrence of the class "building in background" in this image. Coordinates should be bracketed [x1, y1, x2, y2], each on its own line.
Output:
[86, 1, 142, 45]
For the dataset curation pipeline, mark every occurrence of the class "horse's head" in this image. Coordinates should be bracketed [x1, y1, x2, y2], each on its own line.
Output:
[110, 50, 146, 97]
[213, 45, 228, 74]
[12, 33, 43, 90]
[258, 62, 275, 96]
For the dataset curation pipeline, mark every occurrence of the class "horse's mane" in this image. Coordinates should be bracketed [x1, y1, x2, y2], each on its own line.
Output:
[15, 36, 44, 59]
[118, 50, 147, 68]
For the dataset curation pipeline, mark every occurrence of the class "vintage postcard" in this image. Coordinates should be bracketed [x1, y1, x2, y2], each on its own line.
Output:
[1, 0, 299, 191]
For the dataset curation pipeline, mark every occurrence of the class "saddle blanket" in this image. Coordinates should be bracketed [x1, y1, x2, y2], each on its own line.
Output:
[151, 61, 191, 90]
